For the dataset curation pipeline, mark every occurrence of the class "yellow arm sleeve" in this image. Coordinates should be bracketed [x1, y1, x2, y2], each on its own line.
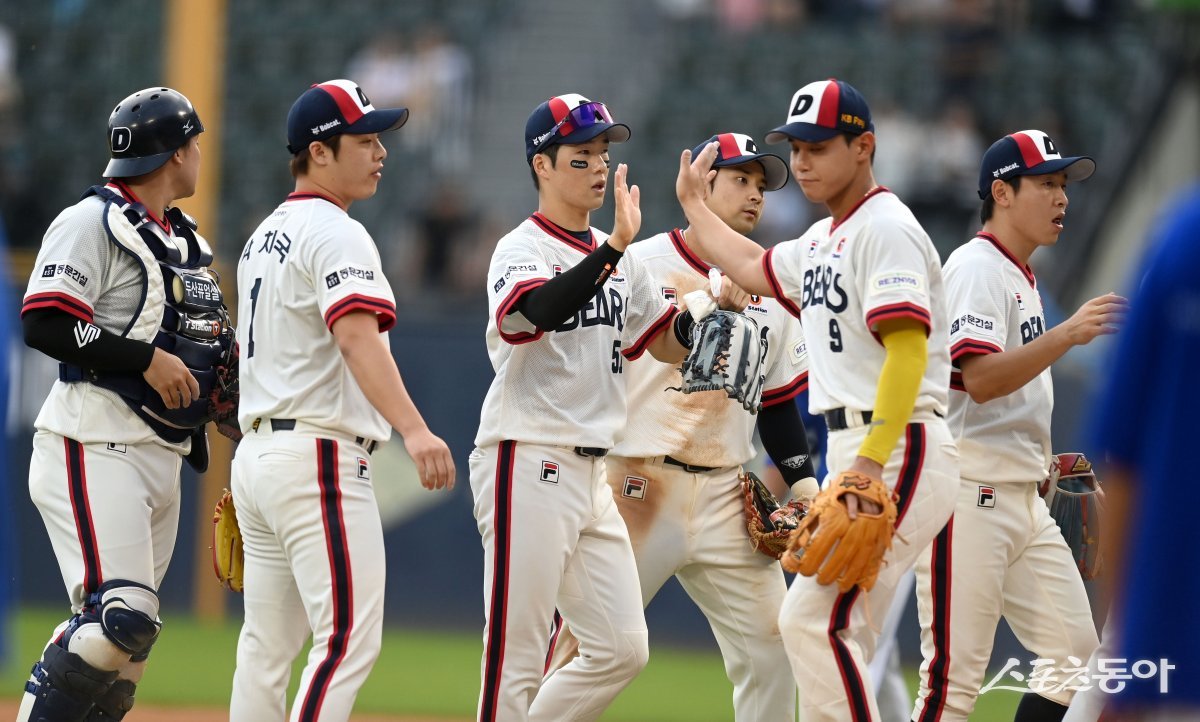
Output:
[856, 319, 928, 465]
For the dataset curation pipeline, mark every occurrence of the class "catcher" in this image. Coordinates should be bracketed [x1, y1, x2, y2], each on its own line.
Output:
[676, 80, 961, 721]
[546, 133, 818, 722]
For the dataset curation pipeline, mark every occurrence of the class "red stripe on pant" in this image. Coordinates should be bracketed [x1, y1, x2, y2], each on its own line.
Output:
[894, 424, 926, 526]
[298, 439, 355, 722]
[829, 586, 872, 721]
[65, 438, 102, 593]
[480, 441, 516, 722]
[918, 517, 954, 722]
[543, 610, 563, 675]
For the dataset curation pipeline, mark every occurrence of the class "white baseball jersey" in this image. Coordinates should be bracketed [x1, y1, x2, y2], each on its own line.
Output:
[763, 188, 950, 417]
[22, 182, 179, 447]
[474, 213, 676, 449]
[613, 229, 809, 467]
[944, 232, 1053, 483]
[236, 192, 397, 442]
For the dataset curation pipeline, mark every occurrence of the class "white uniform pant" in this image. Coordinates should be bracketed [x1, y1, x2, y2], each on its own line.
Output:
[548, 456, 796, 721]
[779, 417, 959, 722]
[469, 442, 648, 722]
[230, 425, 385, 722]
[29, 430, 182, 609]
[912, 480, 1100, 721]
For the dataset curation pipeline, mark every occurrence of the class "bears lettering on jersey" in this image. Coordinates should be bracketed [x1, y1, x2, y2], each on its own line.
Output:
[1020, 315, 1046, 344]
[556, 286, 626, 333]
[800, 265, 849, 313]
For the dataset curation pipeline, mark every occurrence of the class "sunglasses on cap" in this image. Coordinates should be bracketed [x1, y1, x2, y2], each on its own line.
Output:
[532, 102, 616, 155]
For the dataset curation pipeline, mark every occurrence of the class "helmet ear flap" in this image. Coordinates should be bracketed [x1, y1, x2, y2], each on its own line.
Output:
[103, 87, 204, 179]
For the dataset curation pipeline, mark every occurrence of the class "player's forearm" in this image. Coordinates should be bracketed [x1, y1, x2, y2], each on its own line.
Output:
[958, 326, 1074, 403]
[857, 321, 926, 466]
[679, 201, 772, 296]
[333, 313, 431, 439]
[757, 401, 818, 483]
[22, 307, 156, 373]
[644, 322, 688, 363]
[515, 242, 624, 330]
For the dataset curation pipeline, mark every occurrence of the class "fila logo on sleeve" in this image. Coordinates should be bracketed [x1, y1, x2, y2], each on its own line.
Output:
[74, 321, 100, 348]
[540, 461, 559, 484]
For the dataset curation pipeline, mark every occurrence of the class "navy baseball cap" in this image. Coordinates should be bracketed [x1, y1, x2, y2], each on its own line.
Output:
[765, 79, 873, 144]
[977, 130, 1096, 199]
[286, 79, 409, 155]
[691, 133, 788, 191]
[525, 93, 630, 163]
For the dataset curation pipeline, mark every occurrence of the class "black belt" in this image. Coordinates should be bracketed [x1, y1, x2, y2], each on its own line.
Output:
[574, 447, 608, 457]
[824, 408, 873, 431]
[663, 455, 718, 473]
[265, 418, 378, 454]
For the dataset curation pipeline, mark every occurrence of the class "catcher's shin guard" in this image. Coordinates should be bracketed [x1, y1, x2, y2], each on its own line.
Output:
[86, 679, 137, 721]
[20, 644, 117, 722]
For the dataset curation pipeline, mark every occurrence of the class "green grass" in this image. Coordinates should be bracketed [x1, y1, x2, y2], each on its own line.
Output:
[2, 607, 1020, 720]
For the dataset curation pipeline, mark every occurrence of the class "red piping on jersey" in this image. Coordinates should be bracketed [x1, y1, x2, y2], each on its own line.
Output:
[917, 516, 954, 722]
[529, 213, 595, 255]
[669, 228, 712, 275]
[949, 370, 966, 392]
[763, 247, 803, 320]
[106, 181, 171, 234]
[762, 371, 808, 407]
[65, 438, 102, 594]
[622, 305, 678, 361]
[496, 278, 549, 345]
[22, 292, 95, 323]
[324, 294, 397, 332]
[830, 186, 890, 233]
[865, 302, 932, 345]
[977, 232, 1036, 288]
[286, 191, 347, 210]
[828, 586, 872, 721]
[299, 439, 354, 722]
[949, 338, 1002, 366]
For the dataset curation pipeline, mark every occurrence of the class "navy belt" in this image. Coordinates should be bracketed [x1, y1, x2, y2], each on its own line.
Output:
[663, 455, 718, 473]
[574, 447, 608, 457]
[266, 418, 378, 454]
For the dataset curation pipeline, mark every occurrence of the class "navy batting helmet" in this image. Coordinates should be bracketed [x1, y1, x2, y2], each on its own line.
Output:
[104, 87, 204, 178]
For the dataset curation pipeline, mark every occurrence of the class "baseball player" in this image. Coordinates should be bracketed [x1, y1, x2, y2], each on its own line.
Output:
[229, 80, 455, 722]
[911, 131, 1122, 721]
[17, 87, 227, 721]
[547, 132, 817, 721]
[471, 93, 722, 722]
[676, 78, 960, 722]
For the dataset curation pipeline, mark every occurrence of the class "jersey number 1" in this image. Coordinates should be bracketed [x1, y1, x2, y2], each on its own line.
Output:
[247, 277, 262, 358]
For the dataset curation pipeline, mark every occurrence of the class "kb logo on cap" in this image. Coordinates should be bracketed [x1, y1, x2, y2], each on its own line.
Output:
[110, 127, 132, 153]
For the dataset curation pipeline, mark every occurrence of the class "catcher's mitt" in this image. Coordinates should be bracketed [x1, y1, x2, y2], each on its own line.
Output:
[1039, 452, 1103, 580]
[208, 339, 241, 442]
[740, 471, 805, 559]
[211, 489, 244, 592]
[782, 470, 898, 592]
[672, 310, 767, 413]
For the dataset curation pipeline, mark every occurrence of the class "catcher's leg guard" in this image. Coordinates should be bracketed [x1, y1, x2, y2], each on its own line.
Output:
[75, 580, 162, 664]
[19, 644, 118, 722]
[85, 679, 138, 721]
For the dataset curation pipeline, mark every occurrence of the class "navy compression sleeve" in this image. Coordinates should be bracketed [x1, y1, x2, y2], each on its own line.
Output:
[514, 243, 625, 330]
[757, 400, 818, 485]
[22, 307, 156, 373]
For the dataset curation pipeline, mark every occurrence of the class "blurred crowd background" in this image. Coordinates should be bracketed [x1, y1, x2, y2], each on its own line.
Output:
[0, 0, 1197, 685]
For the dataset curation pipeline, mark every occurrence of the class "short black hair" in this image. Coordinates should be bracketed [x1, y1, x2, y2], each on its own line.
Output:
[530, 144, 563, 190]
[289, 134, 344, 179]
[980, 175, 1023, 224]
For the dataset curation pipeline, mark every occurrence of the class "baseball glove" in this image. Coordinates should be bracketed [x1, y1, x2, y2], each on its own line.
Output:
[740, 471, 805, 559]
[782, 470, 898, 592]
[208, 339, 241, 441]
[673, 310, 767, 413]
[1039, 452, 1103, 580]
[211, 489, 244, 592]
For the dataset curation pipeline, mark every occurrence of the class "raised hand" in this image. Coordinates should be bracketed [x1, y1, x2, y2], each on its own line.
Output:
[608, 163, 641, 252]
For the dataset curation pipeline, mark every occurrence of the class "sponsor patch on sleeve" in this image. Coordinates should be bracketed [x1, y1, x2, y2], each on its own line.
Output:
[790, 339, 808, 366]
[869, 271, 924, 295]
[949, 312, 999, 339]
[324, 264, 378, 287]
[40, 261, 89, 289]
[504, 263, 541, 280]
